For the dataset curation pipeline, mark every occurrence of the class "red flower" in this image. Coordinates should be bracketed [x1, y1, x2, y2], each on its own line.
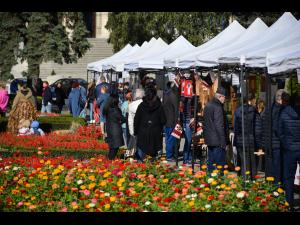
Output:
[163, 197, 173, 203]
[207, 195, 215, 201]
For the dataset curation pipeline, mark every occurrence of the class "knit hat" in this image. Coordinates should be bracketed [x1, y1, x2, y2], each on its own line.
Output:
[216, 86, 226, 97]
[31, 120, 39, 128]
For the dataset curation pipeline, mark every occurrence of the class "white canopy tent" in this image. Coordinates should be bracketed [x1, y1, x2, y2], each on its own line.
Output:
[267, 42, 300, 74]
[107, 37, 158, 72]
[174, 20, 246, 69]
[123, 37, 169, 71]
[87, 43, 133, 72]
[195, 18, 268, 68]
[136, 35, 196, 70]
[218, 12, 298, 66]
[101, 43, 141, 71]
[244, 20, 300, 68]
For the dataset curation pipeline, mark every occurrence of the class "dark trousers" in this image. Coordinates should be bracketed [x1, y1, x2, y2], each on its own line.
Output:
[283, 151, 300, 208]
[207, 146, 226, 173]
[108, 147, 119, 160]
[237, 148, 257, 180]
[272, 148, 283, 184]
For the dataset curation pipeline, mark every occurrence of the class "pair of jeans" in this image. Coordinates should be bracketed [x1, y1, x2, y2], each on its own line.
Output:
[89, 102, 94, 121]
[183, 123, 192, 163]
[272, 148, 283, 184]
[207, 146, 226, 173]
[164, 127, 176, 159]
[41, 101, 52, 113]
[282, 151, 300, 208]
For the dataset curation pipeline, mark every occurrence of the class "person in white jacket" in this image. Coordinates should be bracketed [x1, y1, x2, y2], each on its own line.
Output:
[126, 89, 144, 157]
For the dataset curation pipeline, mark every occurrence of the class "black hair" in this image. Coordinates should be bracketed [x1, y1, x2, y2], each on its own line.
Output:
[103, 94, 119, 116]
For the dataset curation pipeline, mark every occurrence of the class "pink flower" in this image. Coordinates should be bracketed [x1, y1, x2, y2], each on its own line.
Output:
[18, 201, 23, 206]
[83, 190, 90, 196]
[71, 201, 77, 206]
[91, 198, 97, 204]
[60, 207, 68, 212]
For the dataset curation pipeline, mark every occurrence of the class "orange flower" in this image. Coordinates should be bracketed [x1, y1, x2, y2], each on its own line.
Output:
[235, 166, 241, 171]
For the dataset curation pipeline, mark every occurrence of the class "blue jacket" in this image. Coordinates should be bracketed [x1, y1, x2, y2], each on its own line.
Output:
[68, 88, 82, 117]
[94, 82, 110, 99]
[279, 105, 300, 152]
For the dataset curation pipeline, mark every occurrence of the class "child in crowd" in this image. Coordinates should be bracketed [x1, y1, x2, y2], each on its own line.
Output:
[17, 119, 31, 136]
[30, 120, 45, 136]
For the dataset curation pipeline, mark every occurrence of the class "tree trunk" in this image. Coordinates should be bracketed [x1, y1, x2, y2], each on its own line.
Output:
[27, 57, 40, 78]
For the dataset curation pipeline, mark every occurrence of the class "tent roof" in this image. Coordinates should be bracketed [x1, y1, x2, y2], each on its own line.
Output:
[175, 20, 246, 68]
[267, 42, 300, 74]
[87, 43, 133, 71]
[107, 37, 159, 72]
[195, 17, 268, 67]
[137, 35, 196, 70]
[219, 12, 298, 65]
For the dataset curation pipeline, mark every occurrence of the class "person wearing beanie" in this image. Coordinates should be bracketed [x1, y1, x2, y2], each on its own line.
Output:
[203, 86, 229, 173]
[29, 120, 45, 136]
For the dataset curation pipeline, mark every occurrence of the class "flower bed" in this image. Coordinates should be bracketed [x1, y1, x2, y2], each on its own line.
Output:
[0, 125, 109, 157]
[0, 154, 288, 212]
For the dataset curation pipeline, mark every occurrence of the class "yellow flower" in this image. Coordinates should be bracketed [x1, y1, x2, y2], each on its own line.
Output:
[39, 159, 44, 164]
[80, 185, 86, 190]
[285, 201, 289, 206]
[225, 187, 231, 191]
[18, 180, 23, 185]
[24, 202, 31, 206]
[45, 160, 51, 165]
[119, 186, 125, 191]
[137, 182, 144, 187]
[80, 173, 86, 177]
[89, 183, 96, 190]
[211, 181, 218, 186]
[119, 178, 125, 183]
[52, 169, 61, 175]
[204, 187, 210, 191]
[220, 184, 226, 189]
[110, 196, 116, 202]
[105, 204, 110, 210]
[129, 182, 135, 186]
[88, 175, 95, 181]
[13, 176, 19, 181]
[266, 177, 275, 182]
[100, 181, 107, 187]
[58, 165, 64, 170]
[72, 205, 78, 210]
[223, 170, 229, 175]
[201, 165, 207, 170]
[217, 165, 222, 169]
[42, 176, 48, 180]
[31, 196, 36, 201]
[188, 201, 195, 207]
[103, 172, 111, 178]
[53, 176, 59, 180]
[245, 171, 250, 175]
[162, 179, 169, 183]
[25, 183, 31, 188]
[277, 188, 284, 194]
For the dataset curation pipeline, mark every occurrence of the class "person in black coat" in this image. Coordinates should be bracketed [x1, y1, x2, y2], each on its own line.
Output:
[163, 81, 179, 161]
[41, 81, 53, 113]
[103, 94, 125, 160]
[134, 83, 167, 162]
[203, 87, 229, 172]
[260, 89, 286, 184]
[279, 93, 300, 211]
[54, 82, 66, 113]
[87, 80, 96, 122]
[233, 96, 259, 179]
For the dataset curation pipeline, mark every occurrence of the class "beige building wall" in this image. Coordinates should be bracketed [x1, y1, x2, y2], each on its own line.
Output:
[95, 12, 110, 39]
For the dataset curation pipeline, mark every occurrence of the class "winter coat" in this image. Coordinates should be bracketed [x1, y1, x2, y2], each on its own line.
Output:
[94, 82, 110, 99]
[203, 97, 229, 149]
[134, 97, 167, 156]
[105, 107, 125, 149]
[163, 88, 179, 128]
[12, 88, 36, 109]
[68, 88, 82, 117]
[97, 93, 110, 121]
[260, 102, 284, 149]
[54, 87, 66, 107]
[42, 87, 53, 106]
[128, 99, 143, 136]
[0, 89, 9, 113]
[87, 86, 95, 104]
[255, 111, 264, 149]
[278, 105, 300, 152]
[233, 104, 258, 149]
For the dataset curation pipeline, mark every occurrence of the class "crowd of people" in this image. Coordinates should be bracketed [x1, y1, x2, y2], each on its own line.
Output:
[1, 73, 299, 210]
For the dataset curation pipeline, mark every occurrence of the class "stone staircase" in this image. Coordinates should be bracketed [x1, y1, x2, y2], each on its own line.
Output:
[39, 38, 113, 81]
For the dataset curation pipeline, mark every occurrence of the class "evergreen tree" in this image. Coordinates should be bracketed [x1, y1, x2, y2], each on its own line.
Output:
[0, 12, 91, 80]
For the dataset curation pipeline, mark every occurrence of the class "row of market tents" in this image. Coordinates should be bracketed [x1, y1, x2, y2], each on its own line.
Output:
[87, 12, 300, 76]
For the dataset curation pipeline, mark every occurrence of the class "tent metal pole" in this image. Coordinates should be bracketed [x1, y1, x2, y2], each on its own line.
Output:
[240, 64, 247, 187]
[265, 68, 273, 177]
